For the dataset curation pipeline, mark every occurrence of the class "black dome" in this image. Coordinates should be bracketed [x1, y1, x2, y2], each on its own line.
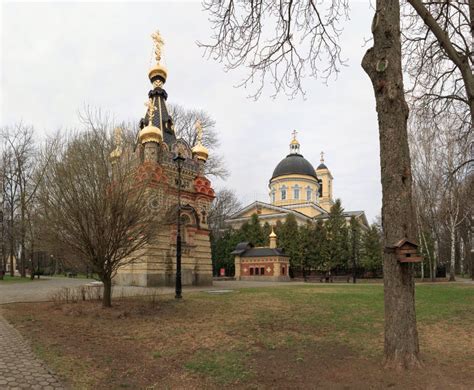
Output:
[317, 163, 328, 170]
[271, 154, 317, 180]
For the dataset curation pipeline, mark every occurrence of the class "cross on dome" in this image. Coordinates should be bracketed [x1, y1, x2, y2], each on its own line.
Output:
[320, 151, 325, 163]
[289, 130, 300, 154]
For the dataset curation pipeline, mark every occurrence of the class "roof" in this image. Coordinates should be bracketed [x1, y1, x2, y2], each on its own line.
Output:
[227, 200, 320, 224]
[316, 163, 328, 170]
[314, 210, 369, 229]
[230, 242, 253, 255]
[271, 154, 318, 180]
[231, 242, 289, 258]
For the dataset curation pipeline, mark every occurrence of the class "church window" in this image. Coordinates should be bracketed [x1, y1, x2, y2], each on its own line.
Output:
[250, 267, 254, 275]
[306, 187, 312, 201]
[282, 266, 286, 275]
[261, 267, 265, 275]
[271, 190, 276, 203]
[293, 185, 300, 200]
[255, 267, 260, 275]
[281, 186, 287, 200]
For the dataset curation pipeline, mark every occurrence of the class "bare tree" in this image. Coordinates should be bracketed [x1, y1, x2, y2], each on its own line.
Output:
[402, 1, 474, 170]
[200, 0, 349, 99]
[37, 123, 159, 307]
[168, 104, 228, 179]
[208, 188, 242, 238]
[201, 0, 421, 368]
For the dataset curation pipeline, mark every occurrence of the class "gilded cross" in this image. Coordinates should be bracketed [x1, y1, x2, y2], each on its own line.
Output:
[151, 30, 165, 64]
[145, 98, 156, 124]
[195, 119, 203, 143]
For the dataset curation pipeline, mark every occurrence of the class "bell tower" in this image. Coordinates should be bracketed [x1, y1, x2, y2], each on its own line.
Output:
[316, 151, 334, 212]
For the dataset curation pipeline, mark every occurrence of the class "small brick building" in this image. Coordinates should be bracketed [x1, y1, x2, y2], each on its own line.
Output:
[232, 230, 290, 282]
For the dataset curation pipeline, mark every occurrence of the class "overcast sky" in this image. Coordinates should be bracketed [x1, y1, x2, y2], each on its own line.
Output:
[1, 1, 381, 222]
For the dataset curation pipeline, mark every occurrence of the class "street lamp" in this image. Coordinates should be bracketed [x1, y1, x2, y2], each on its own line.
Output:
[173, 152, 185, 299]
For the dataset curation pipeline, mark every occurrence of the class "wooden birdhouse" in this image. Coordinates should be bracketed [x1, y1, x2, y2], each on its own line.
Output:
[389, 239, 422, 263]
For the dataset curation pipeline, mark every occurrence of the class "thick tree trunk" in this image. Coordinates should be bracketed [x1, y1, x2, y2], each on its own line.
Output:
[362, 0, 421, 369]
[102, 278, 112, 308]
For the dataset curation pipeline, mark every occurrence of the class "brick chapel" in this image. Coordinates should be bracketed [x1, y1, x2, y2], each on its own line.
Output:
[113, 31, 214, 287]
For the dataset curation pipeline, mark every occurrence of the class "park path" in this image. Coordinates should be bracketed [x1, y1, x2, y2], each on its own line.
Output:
[0, 313, 64, 389]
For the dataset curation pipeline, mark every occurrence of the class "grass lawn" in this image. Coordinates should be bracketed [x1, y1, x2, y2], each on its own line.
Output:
[2, 283, 473, 389]
[0, 275, 36, 284]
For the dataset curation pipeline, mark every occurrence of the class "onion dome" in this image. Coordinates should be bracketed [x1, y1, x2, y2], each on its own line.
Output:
[269, 227, 277, 238]
[316, 151, 328, 170]
[192, 120, 209, 162]
[139, 123, 162, 144]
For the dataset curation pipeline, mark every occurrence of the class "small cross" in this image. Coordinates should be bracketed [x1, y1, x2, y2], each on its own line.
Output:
[320, 151, 325, 163]
[291, 129, 298, 140]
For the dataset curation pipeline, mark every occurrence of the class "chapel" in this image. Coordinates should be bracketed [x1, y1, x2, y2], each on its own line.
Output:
[113, 32, 214, 287]
[225, 133, 368, 229]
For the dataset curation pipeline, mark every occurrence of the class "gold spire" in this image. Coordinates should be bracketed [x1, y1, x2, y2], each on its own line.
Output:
[148, 30, 168, 84]
[138, 97, 163, 144]
[192, 119, 209, 162]
[290, 129, 299, 145]
[110, 127, 123, 161]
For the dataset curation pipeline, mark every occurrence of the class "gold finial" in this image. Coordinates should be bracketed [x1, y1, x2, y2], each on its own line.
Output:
[192, 119, 209, 162]
[320, 151, 325, 163]
[110, 127, 123, 160]
[151, 30, 165, 64]
[145, 98, 156, 125]
[269, 226, 277, 238]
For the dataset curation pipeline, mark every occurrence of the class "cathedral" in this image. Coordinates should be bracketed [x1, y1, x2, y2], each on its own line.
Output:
[113, 32, 214, 287]
[226, 133, 368, 229]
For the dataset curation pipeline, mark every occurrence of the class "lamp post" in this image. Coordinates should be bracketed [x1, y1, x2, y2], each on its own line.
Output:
[173, 152, 185, 299]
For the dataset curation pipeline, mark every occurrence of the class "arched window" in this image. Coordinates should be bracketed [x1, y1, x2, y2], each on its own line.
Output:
[281, 186, 287, 201]
[293, 185, 300, 200]
[271, 189, 276, 203]
[306, 186, 312, 201]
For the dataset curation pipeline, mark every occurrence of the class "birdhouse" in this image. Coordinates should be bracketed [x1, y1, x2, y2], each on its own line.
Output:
[389, 239, 422, 263]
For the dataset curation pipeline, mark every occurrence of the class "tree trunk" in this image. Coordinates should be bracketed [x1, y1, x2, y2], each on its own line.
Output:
[449, 219, 456, 281]
[102, 277, 112, 308]
[362, 0, 421, 369]
[433, 239, 439, 281]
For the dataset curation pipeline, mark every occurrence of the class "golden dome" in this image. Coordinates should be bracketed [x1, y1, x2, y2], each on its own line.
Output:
[269, 227, 277, 238]
[290, 138, 299, 145]
[148, 64, 168, 83]
[139, 124, 162, 144]
[192, 142, 209, 162]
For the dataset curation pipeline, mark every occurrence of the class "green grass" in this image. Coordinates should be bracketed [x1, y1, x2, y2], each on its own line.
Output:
[184, 350, 253, 384]
[0, 275, 35, 284]
[4, 282, 473, 388]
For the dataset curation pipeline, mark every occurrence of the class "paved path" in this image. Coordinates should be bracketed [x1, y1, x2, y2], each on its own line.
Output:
[0, 277, 306, 305]
[0, 314, 63, 389]
[0, 277, 94, 305]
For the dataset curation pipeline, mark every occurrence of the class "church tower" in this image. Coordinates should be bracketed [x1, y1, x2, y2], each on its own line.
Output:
[114, 31, 215, 287]
[316, 151, 334, 212]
